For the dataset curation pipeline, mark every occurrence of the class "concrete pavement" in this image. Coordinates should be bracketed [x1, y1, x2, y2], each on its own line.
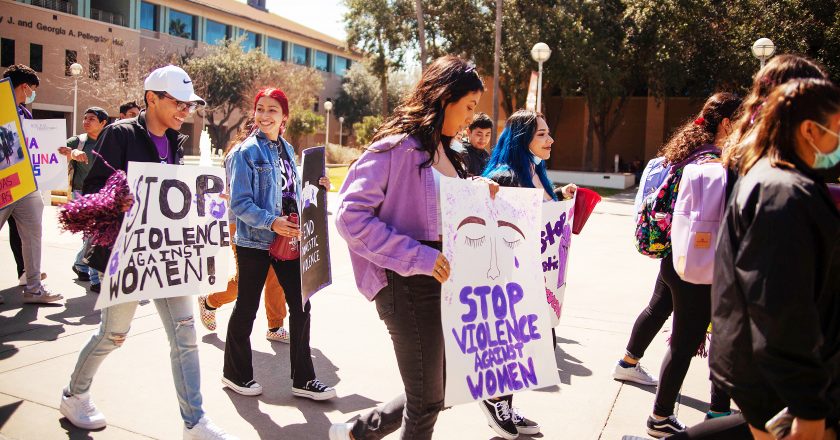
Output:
[0, 190, 720, 439]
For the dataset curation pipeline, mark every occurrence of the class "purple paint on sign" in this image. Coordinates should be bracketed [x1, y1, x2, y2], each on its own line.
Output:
[514, 257, 519, 268]
[108, 252, 120, 276]
[209, 199, 226, 219]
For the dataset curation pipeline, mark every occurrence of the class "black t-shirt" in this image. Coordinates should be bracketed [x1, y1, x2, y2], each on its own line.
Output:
[275, 140, 298, 216]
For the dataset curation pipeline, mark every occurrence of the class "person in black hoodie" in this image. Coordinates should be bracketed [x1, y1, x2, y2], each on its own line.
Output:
[712, 78, 840, 440]
[60, 65, 237, 440]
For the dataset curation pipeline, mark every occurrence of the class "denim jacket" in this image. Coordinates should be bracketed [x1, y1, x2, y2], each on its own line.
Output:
[229, 131, 301, 250]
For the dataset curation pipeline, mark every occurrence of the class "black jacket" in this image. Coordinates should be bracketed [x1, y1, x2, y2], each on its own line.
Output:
[83, 111, 187, 195]
[455, 141, 490, 177]
[711, 157, 840, 423]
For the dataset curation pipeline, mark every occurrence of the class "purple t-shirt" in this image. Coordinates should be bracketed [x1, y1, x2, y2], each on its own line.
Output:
[150, 132, 173, 164]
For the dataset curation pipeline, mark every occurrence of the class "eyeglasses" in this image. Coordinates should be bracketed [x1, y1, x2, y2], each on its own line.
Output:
[156, 92, 200, 114]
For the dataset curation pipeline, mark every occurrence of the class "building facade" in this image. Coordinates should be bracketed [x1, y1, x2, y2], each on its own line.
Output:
[1, 0, 361, 153]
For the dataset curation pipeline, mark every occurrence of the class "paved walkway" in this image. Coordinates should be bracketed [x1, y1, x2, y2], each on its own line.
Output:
[0, 190, 719, 439]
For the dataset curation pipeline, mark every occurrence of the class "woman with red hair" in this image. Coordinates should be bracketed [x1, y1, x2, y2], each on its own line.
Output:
[223, 88, 335, 400]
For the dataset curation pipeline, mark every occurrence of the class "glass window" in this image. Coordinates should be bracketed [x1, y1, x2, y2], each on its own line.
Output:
[64, 50, 77, 76]
[1, 39, 14, 68]
[205, 20, 229, 44]
[335, 56, 351, 76]
[168, 9, 195, 40]
[139, 1, 158, 31]
[266, 37, 285, 61]
[29, 44, 42, 72]
[292, 44, 309, 66]
[89, 54, 100, 80]
[236, 29, 260, 51]
[314, 51, 330, 72]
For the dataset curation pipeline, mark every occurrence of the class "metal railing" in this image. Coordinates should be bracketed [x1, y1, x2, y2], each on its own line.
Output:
[30, 0, 74, 15]
[90, 7, 126, 27]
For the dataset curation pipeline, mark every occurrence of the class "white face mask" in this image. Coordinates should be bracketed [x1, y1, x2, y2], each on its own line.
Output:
[24, 85, 36, 105]
[531, 154, 543, 165]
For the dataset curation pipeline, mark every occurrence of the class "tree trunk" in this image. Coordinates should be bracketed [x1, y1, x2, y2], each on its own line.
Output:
[584, 116, 595, 171]
[380, 69, 389, 116]
[491, 0, 502, 147]
[415, 0, 427, 71]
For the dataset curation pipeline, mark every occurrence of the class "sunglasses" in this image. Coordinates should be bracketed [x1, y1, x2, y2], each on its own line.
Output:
[155, 92, 200, 114]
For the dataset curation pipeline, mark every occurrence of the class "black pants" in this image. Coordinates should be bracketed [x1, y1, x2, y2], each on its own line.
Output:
[668, 414, 752, 439]
[223, 246, 314, 386]
[654, 255, 729, 416]
[625, 270, 672, 359]
[8, 217, 23, 277]
[351, 267, 445, 440]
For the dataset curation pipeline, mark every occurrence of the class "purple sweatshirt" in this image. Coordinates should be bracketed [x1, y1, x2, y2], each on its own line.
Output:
[336, 135, 442, 300]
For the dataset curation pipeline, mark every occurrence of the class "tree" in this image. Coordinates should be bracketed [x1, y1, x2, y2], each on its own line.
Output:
[333, 62, 412, 131]
[352, 115, 384, 146]
[345, 0, 414, 115]
[415, 0, 428, 71]
[285, 110, 324, 148]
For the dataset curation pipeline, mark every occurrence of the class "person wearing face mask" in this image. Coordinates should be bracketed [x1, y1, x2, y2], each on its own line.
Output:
[479, 109, 575, 439]
[711, 78, 840, 440]
[61, 65, 236, 440]
[0, 64, 57, 304]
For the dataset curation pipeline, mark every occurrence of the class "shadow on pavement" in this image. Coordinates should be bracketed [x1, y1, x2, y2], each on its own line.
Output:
[0, 286, 66, 362]
[202, 333, 381, 439]
[554, 337, 592, 385]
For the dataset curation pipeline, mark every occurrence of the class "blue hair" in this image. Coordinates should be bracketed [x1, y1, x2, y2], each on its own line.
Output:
[482, 110, 557, 200]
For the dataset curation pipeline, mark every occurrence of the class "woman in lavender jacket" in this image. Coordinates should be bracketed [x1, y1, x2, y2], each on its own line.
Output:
[332, 56, 485, 440]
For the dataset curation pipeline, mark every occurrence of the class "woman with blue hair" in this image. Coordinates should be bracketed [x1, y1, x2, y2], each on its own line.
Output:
[479, 109, 576, 439]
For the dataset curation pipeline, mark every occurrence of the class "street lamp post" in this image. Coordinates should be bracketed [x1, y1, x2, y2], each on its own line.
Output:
[323, 99, 333, 146]
[339, 116, 345, 146]
[752, 38, 776, 69]
[530, 42, 551, 112]
[69, 62, 83, 135]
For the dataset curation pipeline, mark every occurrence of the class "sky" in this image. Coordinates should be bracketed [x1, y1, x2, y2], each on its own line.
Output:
[237, 0, 348, 42]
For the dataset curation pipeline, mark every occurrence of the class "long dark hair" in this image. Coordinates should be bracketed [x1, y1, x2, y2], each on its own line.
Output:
[724, 54, 828, 168]
[371, 55, 484, 175]
[737, 78, 840, 175]
[483, 110, 557, 201]
[659, 92, 742, 164]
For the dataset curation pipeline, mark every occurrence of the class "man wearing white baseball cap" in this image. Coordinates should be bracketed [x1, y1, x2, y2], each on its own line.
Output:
[60, 65, 237, 440]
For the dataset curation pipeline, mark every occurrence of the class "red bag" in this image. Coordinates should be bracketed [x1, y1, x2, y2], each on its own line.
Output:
[269, 213, 300, 261]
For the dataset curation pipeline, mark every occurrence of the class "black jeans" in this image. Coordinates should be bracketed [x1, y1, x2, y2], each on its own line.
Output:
[668, 414, 751, 439]
[223, 246, 315, 386]
[625, 270, 672, 360]
[351, 266, 445, 440]
[8, 217, 23, 277]
[654, 255, 729, 416]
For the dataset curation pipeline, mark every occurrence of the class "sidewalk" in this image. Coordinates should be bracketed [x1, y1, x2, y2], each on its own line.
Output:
[0, 190, 719, 439]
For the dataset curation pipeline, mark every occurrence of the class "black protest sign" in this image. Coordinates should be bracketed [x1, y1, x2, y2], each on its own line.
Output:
[299, 146, 331, 303]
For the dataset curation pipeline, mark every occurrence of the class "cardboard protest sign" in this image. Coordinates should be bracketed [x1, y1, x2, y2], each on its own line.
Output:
[97, 162, 232, 309]
[541, 197, 576, 327]
[0, 78, 37, 209]
[441, 178, 560, 406]
[21, 119, 68, 191]
[299, 146, 331, 303]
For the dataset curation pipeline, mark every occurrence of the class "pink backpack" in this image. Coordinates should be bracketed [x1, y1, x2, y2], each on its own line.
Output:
[671, 162, 727, 285]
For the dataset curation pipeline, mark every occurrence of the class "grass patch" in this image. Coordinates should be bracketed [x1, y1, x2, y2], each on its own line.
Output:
[327, 166, 349, 192]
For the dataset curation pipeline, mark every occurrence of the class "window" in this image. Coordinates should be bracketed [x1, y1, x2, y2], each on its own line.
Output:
[139, 1, 159, 31]
[237, 29, 260, 51]
[89, 54, 100, 80]
[1, 39, 14, 68]
[204, 19, 229, 44]
[314, 50, 331, 72]
[119, 59, 129, 82]
[292, 44, 310, 66]
[266, 37, 285, 61]
[29, 44, 43, 72]
[335, 56, 351, 76]
[64, 50, 77, 76]
[168, 9, 196, 40]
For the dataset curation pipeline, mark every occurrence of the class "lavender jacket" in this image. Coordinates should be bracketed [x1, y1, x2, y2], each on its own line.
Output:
[336, 135, 442, 300]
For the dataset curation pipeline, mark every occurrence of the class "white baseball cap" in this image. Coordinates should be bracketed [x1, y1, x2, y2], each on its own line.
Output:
[144, 65, 205, 105]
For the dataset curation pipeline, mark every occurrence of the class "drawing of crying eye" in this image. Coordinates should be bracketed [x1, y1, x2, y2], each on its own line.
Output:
[464, 235, 486, 248]
[503, 238, 521, 249]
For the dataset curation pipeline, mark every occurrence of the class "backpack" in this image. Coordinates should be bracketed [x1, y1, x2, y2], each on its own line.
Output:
[634, 146, 720, 259]
[671, 162, 727, 285]
[634, 157, 672, 223]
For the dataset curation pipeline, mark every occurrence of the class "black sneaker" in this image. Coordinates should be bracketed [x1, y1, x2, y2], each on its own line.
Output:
[479, 399, 518, 439]
[511, 407, 540, 435]
[90, 283, 101, 293]
[646, 415, 685, 438]
[292, 379, 336, 401]
[72, 266, 90, 282]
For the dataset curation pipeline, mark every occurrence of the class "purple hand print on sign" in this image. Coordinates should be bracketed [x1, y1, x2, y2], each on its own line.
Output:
[209, 199, 226, 220]
[108, 251, 120, 276]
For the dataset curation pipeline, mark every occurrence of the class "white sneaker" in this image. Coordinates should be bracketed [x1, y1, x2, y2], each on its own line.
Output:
[613, 362, 658, 386]
[183, 416, 238, 440]
[60, 391, 106, 430]
[23, 286, 63, 304]
[329, 422, 354, 440]
[221, 377, 263, 396]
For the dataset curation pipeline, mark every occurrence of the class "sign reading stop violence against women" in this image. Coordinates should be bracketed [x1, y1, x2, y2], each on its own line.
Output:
[97, 162, 232, 309]
[299, 146, 332, 303]
[441, 178, 560, 406]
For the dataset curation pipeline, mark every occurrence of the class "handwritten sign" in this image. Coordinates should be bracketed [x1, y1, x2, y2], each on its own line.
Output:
[299, 147, 331, 303]
[21, 119, 68, 191]
[541, 198, 576, 327]
[0, 78, 37, 209]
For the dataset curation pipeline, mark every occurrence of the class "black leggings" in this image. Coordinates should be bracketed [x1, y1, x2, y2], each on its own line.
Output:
[625, 270, 672, 360]
[654, 255, 729, 416]
[668, 414, 752, 439]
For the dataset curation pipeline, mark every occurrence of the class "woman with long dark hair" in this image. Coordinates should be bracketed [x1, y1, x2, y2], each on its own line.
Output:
[334, 56, 487, 440]
[480, 109, 574, 439]
[223, 87, 334, 400]
[712, 79, 840, 440]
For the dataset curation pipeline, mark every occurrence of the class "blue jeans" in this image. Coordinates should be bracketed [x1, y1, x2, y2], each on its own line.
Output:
[66, 292, 204, 428]
[71, 191, 100, 284]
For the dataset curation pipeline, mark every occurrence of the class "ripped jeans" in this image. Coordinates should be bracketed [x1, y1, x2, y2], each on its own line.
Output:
[66, 294, 204, 428]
